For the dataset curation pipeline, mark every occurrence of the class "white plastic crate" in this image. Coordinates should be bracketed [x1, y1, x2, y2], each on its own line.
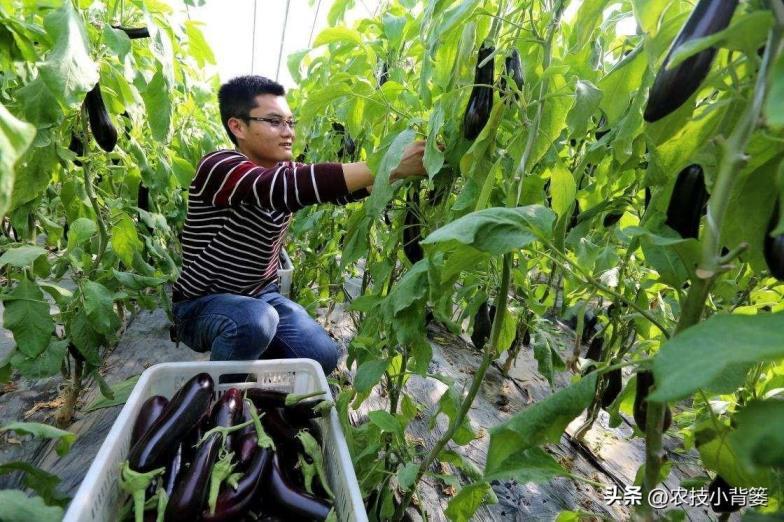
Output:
[277, 248, 294, 297]
[63, 359, 367, 522]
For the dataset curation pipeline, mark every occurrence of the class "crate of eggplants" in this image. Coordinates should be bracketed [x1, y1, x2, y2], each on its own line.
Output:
[119, 375, 337, 522]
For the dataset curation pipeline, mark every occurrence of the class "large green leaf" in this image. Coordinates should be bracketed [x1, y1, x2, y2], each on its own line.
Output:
[13, 78, 62, 127]
[84, 374, 141, 412]
[0, 421, 75, 456]
[730, 400, 784, 472]
[10, 339, 67, 380]
[184, 20, 215, 67]
[650, 313, 784, 402]
[598, 46, 647, 125]
[483, 446, 568, 483]
[12, 142, 58, 211]
[142, 69, 171, 141]
[445, 481, 493, 522]
[0, 245, 48, 269]
[548, 163, 577, 218]
[569, 0, 612, 50]
[111, 211, 143, 266]
[3, 279, 53, 357]
[485, 373, 598, 477]
[365, 129, 416, 217]
[83, 281, 117, 336]
[566, 80, 602, 138]
[0, 490, 63, 522]
[421, 205, 555, 255]
[384, 260, 429, 317]
[38, 1, 99, 108]
[0, 461, 70, 507]
[765, 51, 784, 130]
[354, 359, 389, 394]
[0, 102, 36, 219]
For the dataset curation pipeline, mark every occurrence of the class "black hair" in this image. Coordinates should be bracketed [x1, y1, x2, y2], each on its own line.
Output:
[218, 75, 286, 145]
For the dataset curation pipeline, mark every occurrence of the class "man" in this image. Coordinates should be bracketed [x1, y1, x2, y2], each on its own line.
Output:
[171, 75, 427, 375]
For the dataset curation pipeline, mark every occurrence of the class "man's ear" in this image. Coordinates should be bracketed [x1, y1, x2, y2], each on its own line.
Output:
[227, 117, 245, 143]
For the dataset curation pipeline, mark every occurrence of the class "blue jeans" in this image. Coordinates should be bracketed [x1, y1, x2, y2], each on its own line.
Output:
[172, 284, 339, 375]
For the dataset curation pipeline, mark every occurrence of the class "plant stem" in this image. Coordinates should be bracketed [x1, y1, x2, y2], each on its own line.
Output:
[512, 0, 565, 207]
[392, 253, 512, 520]
[541, 247, 671, 339]
[80, 108, 108, 277]
[639, 21, 784, 518]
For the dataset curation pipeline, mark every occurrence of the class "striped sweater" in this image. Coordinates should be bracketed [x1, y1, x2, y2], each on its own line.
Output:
[171, 149, 369, 302]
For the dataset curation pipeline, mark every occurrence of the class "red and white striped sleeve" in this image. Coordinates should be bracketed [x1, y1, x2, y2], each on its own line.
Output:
[190, 150, 356, 211]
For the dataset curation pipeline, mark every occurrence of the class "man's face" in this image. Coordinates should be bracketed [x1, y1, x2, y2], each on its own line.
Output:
[231, 94, 295, 166]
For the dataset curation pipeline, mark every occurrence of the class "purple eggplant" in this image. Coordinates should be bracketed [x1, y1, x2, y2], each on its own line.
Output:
[162, 442, 183, 497]
[129, 373, 214, 472]
[267, 453, 332, 521]
[131, 395, 169, 446]
[201, 447, 272, 521]
[165, 388, 243, 521]
[232, 406, 258, 469]
[245, 388, 324, 411]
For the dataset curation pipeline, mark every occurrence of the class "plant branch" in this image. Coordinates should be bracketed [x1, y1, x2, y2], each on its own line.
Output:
[392, 253, 512, 520]
[80, 107, 109, 277]
[640, 22, 784, 518]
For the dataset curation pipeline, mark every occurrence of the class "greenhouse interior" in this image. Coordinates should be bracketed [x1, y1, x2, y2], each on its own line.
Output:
[1, 0, 784, 521]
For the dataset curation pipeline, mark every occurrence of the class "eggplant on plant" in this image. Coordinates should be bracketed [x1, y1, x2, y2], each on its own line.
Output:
[500, 48, 523, 103]
[402, 190, 424, 264]
[463, 41, 495, 140]
[764, 199, 784, 280]
[644, 0, 739, 122]
[665, 164, 708, 239]
[84, 83, 119, 152]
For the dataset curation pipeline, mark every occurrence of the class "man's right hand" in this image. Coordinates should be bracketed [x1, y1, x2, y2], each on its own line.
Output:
[390, 141, 427, 182]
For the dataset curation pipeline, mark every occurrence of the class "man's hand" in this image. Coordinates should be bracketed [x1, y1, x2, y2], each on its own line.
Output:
[390, 141, 427, 182]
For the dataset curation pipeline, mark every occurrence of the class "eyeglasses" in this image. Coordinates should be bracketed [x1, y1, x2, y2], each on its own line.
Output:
[244, 116, 298, 130]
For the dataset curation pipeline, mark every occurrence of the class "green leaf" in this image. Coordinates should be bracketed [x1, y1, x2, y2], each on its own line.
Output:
[667, 11, 773, 70]
[4, 279, 53, 357]
[566, 80, 602, 137]
[549, 163, 577, 219]
[384, 260, 429, 318]
[485, 373, 598, 477]
[569, 0, 612, 49]
[0, 490, 64, 522]
[632, 0, 669, 35]
[38, 1, 99, 108]
[313, 27, 363, 47]
[598, 46, 647, 125]
[14, 78, 61, 127]
[113, 270, 167, 291]
[764, 50, 784, 130]
[83, 281, 116, 336]
[397, 462, 419, 491]
[12, 142, 59, 211]
[424, 104, 445, 177]
[327, 0, 355, 25]
[67, 217, 98, 247]
[68, 308, 101, 365]
[84, 374, 140, 412]
[102, 25, 131, 58]
[0, 462, 70, 507]
[10, 339, 67, 379]
[421, 206, 556, 256]
[142, 69, 171, 141]
[650, 313, 784, 402]
[185, 20, 216, 67]
[111, 211, 143, 266]
[0, 421, 75, 456]
[444, 481, 493, 522]
[0, 102, 36, 219]
[730, 400, 784, 472]
[483, 446, 568, 483]
[0, 245, 48, 269]
[368, 410, 402, 436]
[365, 129, 416, 217]
[354, 359, 388, 393]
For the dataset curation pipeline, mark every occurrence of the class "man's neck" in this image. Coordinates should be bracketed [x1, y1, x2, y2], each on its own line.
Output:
[236, 144, 277, 168]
